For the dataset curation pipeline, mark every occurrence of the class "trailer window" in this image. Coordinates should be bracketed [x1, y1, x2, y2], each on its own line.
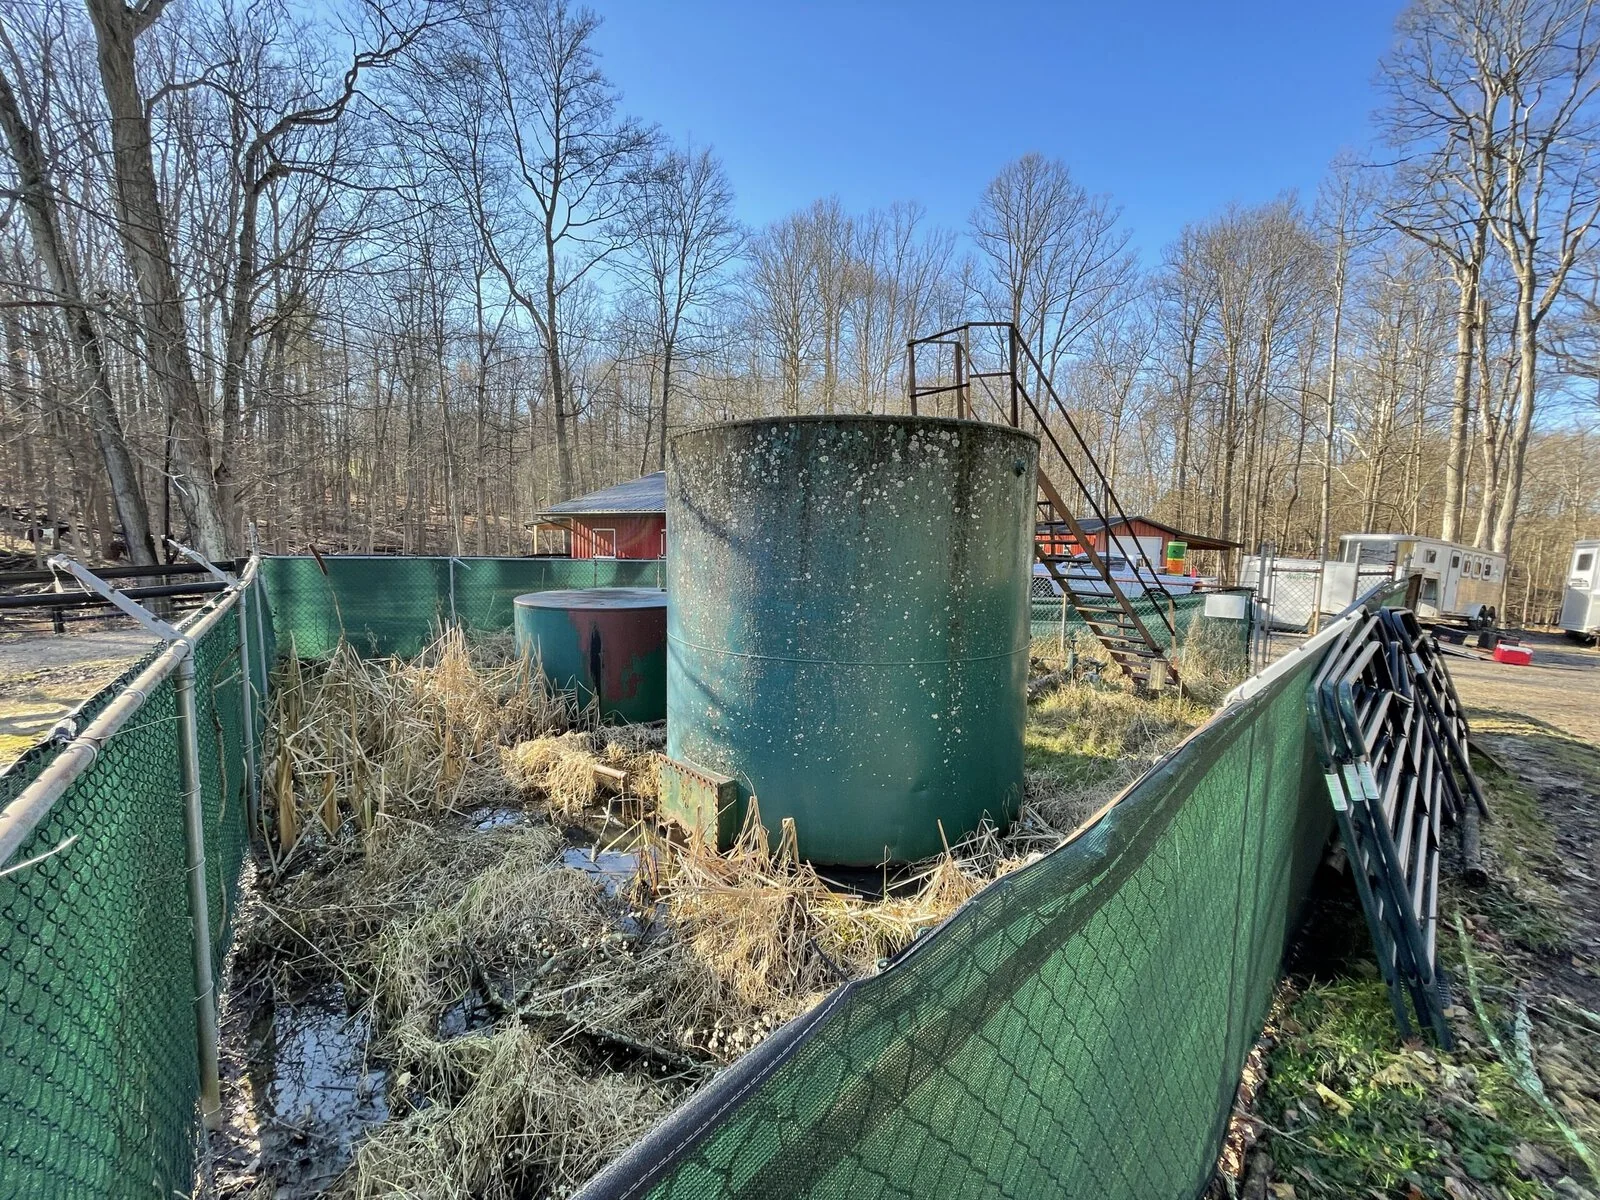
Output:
[1424, 549, 1437, 564]
[1578, 552, 1595, 572]
[1451, 554, 1460, 569]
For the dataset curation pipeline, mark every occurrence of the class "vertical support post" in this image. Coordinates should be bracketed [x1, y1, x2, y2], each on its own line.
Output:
[1008, 326, 1020, 428]
[236, 588, 259, 833]
[253, 573, 270, 691]
[906, 341, 918, 415]
[1310, 559, 1326, 636]
[175, 650, 222, 1130]
[449, 557, 458, 626]
[953, 341, 966, 419]
[1059, 590, 1068, 660]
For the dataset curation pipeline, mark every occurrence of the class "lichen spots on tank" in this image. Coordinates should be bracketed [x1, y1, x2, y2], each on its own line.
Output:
[666, 416, 1038, 865]
[513, 587, 667, 723]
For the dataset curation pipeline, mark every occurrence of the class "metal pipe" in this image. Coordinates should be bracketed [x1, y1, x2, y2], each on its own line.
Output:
[906, 340, 917, 415]
[0, 559, 244, 587]
[253, 571, 270, 689]
[0, 579, 227, 610]
[0, 560, 255, 867]
[175, 650, 223, 1129]
[237, 588, 259, 833]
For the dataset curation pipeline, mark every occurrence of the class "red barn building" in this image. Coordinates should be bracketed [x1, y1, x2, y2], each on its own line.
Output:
[1036, 514, 1237, 574]
[540, 472, 666, 560]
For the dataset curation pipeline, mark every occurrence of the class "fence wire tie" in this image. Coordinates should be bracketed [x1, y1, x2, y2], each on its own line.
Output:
[0, 834, 79, 878]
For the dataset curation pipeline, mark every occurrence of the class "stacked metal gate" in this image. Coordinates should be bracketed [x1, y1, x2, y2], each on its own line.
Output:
[1309, 605, 1489, 1043]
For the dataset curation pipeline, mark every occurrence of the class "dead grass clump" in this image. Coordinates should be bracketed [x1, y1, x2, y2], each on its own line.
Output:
[254, 815, 715, 1198]
[1014, 679, 1210, 855]
[647, 808, 988, 1031]
[347, 1024, 680, 1200]
[503, 732, 605, 813]
[1171, 608, 1250, 702]
[263, 629, 576, 866]
[503, 724, 665, 814]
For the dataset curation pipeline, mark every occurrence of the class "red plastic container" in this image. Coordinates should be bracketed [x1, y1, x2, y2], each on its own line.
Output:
[1493, 645, 1533, 666]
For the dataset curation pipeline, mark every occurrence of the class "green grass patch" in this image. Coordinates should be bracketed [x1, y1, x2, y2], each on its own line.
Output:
[1250, 707, 1600, 1198]
[1257, 973, 1576, 1198]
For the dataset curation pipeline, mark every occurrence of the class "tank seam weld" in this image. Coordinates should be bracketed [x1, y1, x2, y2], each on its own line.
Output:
[666, 633, 1029, 667]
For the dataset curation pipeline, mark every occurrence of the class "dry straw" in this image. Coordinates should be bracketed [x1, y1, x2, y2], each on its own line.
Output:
[238, 628, 1213, 1196]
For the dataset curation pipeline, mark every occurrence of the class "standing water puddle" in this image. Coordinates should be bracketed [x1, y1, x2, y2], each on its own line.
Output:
[560, 847, 643, 896]
[245, 984, 388, 1197]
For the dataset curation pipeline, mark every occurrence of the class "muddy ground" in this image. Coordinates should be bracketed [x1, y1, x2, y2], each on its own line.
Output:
[0, 627, 158, 769]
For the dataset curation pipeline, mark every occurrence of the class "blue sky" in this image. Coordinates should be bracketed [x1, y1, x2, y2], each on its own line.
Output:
[590, 0, 1406, 259]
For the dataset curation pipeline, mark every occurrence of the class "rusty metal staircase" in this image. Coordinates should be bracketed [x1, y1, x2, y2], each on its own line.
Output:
[907, 322, 1180, 688]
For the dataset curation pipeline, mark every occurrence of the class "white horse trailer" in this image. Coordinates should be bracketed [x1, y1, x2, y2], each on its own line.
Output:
[1560, 540, 1600, 641]
[1338, 533, 1507, 626]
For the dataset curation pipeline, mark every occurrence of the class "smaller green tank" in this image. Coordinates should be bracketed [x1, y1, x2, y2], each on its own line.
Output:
[512, 588, 667, 722]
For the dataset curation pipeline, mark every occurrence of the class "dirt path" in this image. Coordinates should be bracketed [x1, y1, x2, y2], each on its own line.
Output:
[1452, 632, 1600, 1016]
[1449, 631, 1600, 744]
[0, 629, 158, 770]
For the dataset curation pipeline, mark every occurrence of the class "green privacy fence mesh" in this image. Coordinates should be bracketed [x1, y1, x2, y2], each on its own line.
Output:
[2, 554, 1326, 1199]
[575, 624, 1337, 1200]
[260, 554, 666, 658]
[0, 567, 274, 1199]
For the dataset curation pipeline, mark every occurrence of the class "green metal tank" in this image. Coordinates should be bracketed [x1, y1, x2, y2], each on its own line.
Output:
[663, 416, 1038, 865]
[513, 588, 667, 723]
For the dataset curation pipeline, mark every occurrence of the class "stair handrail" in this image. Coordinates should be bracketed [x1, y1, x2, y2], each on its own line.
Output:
[908, 323, 1178, 644]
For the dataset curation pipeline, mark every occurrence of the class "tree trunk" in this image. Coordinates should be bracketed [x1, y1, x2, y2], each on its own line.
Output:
[658, 341, 673, 472]
[1440, 260, 1478, 542]
[84, 0, 230, 557]
[1319, 258, 1344, 563]
[1492, 280, 1538, 554]
[0, 64, 156, 564]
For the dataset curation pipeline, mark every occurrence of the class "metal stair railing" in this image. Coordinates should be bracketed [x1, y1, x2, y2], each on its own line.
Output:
[907, 322, 1179, 685]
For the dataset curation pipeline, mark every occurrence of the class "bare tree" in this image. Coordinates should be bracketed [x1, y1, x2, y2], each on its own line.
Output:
[1384, 0, 1600, 552]
[622, 143, 742, 470]
[971, 153, 1136, 390]
[1313, 161, 1373, 567]
[0, 46, 154, 562]
[414, 0, 653, 497]
[83, 0, 230, 554]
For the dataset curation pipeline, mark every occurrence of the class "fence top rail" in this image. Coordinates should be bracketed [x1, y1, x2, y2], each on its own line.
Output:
[0, 556, 261, 870]
[1223, 578, 1406, 710]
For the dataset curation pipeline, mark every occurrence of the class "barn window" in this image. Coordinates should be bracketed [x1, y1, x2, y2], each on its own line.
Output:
[592, 528, 617, 559]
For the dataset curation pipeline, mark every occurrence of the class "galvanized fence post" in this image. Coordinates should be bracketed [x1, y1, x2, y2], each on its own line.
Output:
[254, 571, 270, 681]
[174, 648, 223, 1129]
[236, 586, 259, 833]
[48, 551, 232, 1131]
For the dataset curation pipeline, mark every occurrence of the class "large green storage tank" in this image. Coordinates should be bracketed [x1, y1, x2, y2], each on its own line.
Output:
[513, 588, 667, 723]
[663, 416, 1038, 864]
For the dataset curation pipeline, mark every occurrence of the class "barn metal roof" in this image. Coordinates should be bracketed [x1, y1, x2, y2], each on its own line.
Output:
[542, 472, 666, 516]
[1046, 515, 1240, 551]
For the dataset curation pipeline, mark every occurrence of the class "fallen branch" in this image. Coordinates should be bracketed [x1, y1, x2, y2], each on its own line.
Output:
[516, 1005, 709, 1076]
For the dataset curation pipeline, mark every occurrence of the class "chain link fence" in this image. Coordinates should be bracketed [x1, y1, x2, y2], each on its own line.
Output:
[0, 560, 273, 1198]
[1030, 583, 1255, 679]
[577, 609, 1360, 1200]
[1, 554, 1360, 1198]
